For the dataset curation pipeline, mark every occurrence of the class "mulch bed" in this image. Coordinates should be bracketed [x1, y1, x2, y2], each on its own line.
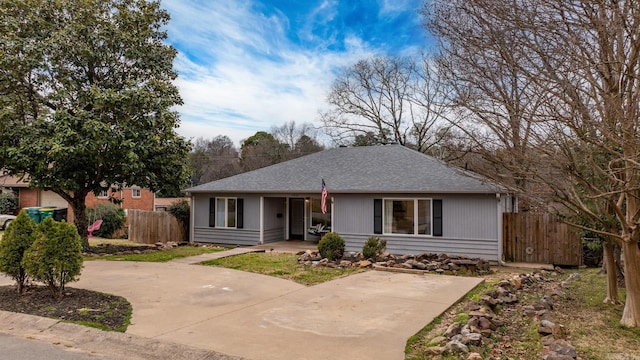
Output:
[0, 285, 131, 332]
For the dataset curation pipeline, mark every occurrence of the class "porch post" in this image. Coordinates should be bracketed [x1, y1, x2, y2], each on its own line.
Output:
[331, 196, 334, 233]
[285, 197, 289, 239]
[259, 196, 264, 244]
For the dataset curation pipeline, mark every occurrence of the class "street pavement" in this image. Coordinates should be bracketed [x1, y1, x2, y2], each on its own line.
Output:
[0, 332, 111, 360]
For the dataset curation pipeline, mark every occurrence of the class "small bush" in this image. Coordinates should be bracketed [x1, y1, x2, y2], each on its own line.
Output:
[0, 190, 18, 214]
[0, 210, 37, 293]
[87, 203, 126, 238]
[318, 232, 345, 261]
[22, 218, 84, 300]
[362, 236, 387, 261]
[167, 199, 190, 242]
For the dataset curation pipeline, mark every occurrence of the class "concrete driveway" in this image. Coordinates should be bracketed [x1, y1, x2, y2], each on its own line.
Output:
[0, 257, 482, 360]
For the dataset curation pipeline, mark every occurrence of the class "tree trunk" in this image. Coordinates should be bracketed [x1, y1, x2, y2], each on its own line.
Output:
[68, 197, 89, 250]
[620, 240, 640, 327]
[602, 238, 619, 304]
[615, 244, 625, 288]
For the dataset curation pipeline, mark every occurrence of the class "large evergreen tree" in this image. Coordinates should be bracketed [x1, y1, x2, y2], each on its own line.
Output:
[0, 0, 191, 248]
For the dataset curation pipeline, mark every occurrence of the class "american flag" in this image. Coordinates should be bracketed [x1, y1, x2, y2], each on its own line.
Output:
[321, 179, 328, 214]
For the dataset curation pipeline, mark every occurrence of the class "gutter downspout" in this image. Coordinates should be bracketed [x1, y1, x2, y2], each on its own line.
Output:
[189, 193, 195, 244]
[497, 192, 506, 266]
[259, 196, 264, 244]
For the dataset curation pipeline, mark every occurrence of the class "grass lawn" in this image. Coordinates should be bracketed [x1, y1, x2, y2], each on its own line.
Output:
[201, 252, 364, 285]
[557, 268, 640, 359]
[88, 245, 226, 262]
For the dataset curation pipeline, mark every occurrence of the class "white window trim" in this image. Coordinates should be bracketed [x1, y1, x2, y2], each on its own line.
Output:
[382, 198, 433, 236]
[216, 197, 237, 228]
[131, 187, 141, 198]
[98, 190, 109, 198]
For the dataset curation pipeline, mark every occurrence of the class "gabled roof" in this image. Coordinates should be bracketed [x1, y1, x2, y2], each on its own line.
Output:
[185, 144, 506, 194]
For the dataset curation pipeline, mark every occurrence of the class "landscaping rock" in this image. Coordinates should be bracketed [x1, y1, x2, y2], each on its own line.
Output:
[444, 322, 463, 338]
[478, 316, 492, 330]
[423, 346, 445, 356]
[414, 262, 427, 270]
[541, 319, 556, 328]
[358, 260, 372, 268]
[444, 340, 469, 354]
[538, 326, 554, 336]
[467, 352, 483, 360]
[428, 336, 447, 345]
[547, 339, 577, 358]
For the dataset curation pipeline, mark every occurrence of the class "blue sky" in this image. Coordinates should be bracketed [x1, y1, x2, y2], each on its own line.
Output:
[162, 0, 429, 146]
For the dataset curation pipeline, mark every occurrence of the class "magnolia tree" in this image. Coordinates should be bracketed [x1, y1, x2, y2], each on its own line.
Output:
[0, 0, 191, 248]
[425, 0, 640, 327]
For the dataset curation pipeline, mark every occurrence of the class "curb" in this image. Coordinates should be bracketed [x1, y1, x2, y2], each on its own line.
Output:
[0, 310, 245, 360]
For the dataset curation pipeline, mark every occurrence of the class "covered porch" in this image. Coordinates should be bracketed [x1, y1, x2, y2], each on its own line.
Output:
[258, 195, 332, 244]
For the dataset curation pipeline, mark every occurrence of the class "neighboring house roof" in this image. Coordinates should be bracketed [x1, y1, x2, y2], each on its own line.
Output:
[185, 144, 506, 195]
[0, 175, 29, 188]
[155, 197, 189, 207]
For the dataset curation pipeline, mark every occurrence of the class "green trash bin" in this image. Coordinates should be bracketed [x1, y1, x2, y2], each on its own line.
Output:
[39, 207, 56, 221]
[26, 207, 42, 224]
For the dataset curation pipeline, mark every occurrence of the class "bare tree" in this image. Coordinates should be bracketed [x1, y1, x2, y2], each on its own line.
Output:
[321, 55, 449, 153]
[425, 0, 640, 326]
[425, 0, 546, 196]
[189, 136, 240, 185]
[271, 121, 324, 159]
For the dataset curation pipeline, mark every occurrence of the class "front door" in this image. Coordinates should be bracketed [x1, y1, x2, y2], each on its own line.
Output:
[289, 198, 305, 240]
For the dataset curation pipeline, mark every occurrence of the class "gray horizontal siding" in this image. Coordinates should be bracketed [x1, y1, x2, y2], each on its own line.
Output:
[335, 194, 498, 240]
[263, 227, 285, 243]
[192, 194, 260, 230]
[342, 233, 499, 261]
[193, 227, 259, 246]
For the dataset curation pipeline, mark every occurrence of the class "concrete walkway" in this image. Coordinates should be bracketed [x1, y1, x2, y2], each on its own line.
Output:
[0, 246, 483, 360]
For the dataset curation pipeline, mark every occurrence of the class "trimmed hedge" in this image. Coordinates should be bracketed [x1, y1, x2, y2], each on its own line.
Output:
[0, 210, 37, 293]
[22, 218, 83, 300]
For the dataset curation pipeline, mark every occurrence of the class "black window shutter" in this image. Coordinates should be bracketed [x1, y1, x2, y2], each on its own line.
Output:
[433, 199, 443, 236]
[237, 198, 244, 229]
[374, 199, 382, 234]
[209, 198, 216, 227]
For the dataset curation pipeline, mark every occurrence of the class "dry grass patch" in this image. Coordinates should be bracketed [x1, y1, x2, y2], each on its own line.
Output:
[88, 237, 140, 246]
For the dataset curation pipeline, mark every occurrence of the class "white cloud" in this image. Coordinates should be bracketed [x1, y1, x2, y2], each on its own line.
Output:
[163, 0, 380, 146]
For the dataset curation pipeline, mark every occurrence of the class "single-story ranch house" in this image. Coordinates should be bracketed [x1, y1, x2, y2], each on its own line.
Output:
[184, 144, 514, 262]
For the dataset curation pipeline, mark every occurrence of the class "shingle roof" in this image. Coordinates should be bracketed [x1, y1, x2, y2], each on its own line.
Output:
[185, 144, 506, 194]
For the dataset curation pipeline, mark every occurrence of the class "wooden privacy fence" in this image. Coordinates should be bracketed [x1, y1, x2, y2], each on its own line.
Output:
[128, 210, 185, 244]
[503, 213, 582, 266]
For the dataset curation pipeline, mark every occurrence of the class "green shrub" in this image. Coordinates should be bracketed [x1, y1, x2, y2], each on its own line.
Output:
[318, 232, 345, 261]
[22, 218, 84, 300]
[167, 199, 190, 242]
[87, 203, 126, 238]
[0, 190, 18, 214]
[362, 236, 387, 261]
[0, 210, 37, 293]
